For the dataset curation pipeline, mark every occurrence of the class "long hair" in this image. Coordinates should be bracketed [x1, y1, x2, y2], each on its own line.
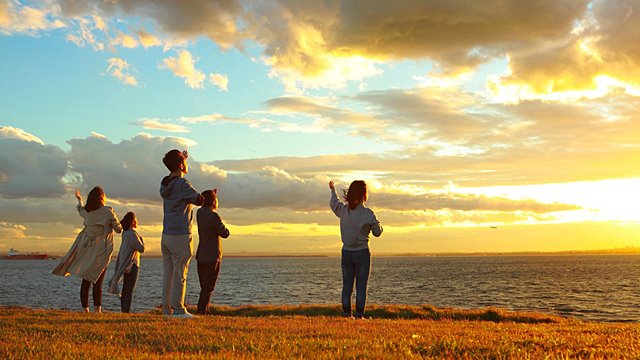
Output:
[120, 212, 137, 231]
[201, 190, 218, 209]
[84, 186, 105, 212]
[342, 180, 367, 210]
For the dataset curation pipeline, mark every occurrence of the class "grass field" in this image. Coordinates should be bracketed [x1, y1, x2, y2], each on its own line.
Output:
[1, 304, 639, 359]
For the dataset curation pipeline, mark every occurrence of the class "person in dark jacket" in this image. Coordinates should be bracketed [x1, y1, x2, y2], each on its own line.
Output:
[195, 188, 230, 315]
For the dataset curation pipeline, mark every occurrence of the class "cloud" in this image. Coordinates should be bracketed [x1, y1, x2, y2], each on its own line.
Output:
[106, 57, 138, 86]
[372, 192, 577, 213]
[133, 118, 190, 133]
[488, 1, 640, 100]
[111, 30, 139, 48]
[160, 50, 206, 89]
[66, 133, 201, 203]
[0, 0, 65, 35]
[0, 222, 27, 239]
[262, 95, 378, 133]
[0, 126, 44, 144]
[64, 16, 105, 51]
[135, 28, 161, 48]
[208, 73, 228, 91]
[0, 127, 68, 198]
[47, 0, 589, 89]
[18, 0, 640, 96]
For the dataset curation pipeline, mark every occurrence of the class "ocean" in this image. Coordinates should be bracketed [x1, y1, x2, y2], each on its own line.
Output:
[1, 255, 639, 322]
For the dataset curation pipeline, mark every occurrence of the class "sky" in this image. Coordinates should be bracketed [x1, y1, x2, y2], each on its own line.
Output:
[1, 0, 640, 255]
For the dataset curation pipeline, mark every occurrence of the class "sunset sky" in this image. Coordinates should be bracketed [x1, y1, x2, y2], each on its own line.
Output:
[1, 0, 640, 255]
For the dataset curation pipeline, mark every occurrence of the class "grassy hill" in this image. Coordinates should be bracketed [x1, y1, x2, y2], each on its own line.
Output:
[1, 304, 639, 359]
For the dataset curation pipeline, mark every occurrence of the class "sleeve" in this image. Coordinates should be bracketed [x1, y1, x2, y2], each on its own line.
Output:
[182, 179, 204, 206]
[213, 212, 230, 239]
[370, 211, 383, 237]
[130, 231, 145, 253]
[329, 189, 345, 218]
[108, 207, 123, 234]
[76, 198, 87, 219]
[77, 204, 87, 219]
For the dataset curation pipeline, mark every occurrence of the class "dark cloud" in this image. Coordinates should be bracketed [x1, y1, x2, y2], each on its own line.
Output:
[0, 136, 68, 198]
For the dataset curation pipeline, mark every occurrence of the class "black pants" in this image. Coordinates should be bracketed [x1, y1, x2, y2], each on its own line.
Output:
[80, 268, 106, 308]
[197, 260, 222, 315]
[120, 264, 139, 313]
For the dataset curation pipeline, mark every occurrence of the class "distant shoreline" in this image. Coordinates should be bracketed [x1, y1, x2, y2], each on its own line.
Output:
[5, 248, 640, 259]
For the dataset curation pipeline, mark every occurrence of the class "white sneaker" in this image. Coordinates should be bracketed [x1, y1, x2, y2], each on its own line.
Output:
[173, 312, 196, 319]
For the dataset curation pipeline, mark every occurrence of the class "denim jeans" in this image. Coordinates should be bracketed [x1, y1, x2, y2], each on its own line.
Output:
[341, 248, 371, 317]
[120, 264, 139, 313]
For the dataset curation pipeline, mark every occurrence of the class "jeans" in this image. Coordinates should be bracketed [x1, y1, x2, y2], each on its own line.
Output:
[161, 234, 193, 315]
[120, 264, 139, 313]
[80, 268, 106, 308]
[341, 248, 371, 317]
[196, 260, 222, 315]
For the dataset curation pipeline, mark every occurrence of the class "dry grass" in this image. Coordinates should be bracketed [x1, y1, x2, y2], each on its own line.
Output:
[1, 305, 639, 359]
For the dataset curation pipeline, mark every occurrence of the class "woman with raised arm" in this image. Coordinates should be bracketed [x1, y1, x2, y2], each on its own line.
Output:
[53, 187, 122, 313]
[329, 180, 383, 319]
[108, 212, 145, 313]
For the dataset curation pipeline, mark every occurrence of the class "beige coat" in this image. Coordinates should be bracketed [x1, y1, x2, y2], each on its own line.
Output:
[53, 205, 122, 283]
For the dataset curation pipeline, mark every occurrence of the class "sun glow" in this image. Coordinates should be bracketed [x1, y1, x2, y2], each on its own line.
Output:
[457, 178, 640, 223]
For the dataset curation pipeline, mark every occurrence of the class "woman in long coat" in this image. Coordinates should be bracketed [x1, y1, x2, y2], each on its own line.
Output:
[53, 186, 122, 313]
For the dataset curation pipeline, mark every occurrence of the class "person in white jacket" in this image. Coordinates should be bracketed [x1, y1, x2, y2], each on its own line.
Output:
[329, 180, 383, 319]
[53, 187, 122, 313]
[108, 212, 145, 313]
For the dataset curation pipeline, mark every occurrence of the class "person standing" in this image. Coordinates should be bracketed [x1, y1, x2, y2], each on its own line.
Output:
[195, 189, 230, 315]
[53, 187, 122, 313]
[329, 180, 383, 319]
[108, 212, 145, 313]
[159, 149, 203, 318]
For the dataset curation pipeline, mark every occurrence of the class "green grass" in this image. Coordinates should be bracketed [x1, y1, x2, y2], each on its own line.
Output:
[1, 305, 639, 359]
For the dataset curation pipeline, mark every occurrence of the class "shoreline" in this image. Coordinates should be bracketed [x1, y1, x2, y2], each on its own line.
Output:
[9, 249, 640, 259]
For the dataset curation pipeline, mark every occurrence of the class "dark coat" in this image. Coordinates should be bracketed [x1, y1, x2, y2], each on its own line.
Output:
[196, 207, 230, 262]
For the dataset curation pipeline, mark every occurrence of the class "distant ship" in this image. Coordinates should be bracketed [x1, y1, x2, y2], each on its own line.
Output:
[5, 248, 49, 260]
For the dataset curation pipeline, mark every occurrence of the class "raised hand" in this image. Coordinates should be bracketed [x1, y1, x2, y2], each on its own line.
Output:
[74, 189, 82, 201]
[213, 188, 218, 195]
[182, 150, 189, 159]
[329, 181, 335, 191]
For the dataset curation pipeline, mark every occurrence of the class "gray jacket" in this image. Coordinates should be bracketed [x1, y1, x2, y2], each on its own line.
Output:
[108, 229, 145, 295]
[160, 175, 203, 235]
[330, 189, 383, 251]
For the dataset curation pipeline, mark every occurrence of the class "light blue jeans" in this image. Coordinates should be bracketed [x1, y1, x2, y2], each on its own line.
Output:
[341, 248, 371, 317]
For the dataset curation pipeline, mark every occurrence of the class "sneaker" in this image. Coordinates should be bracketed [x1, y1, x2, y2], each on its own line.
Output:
[173, 312, 196, 319]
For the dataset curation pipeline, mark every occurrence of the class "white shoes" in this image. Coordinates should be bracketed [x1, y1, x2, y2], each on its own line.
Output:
[173, 312, 196, 319]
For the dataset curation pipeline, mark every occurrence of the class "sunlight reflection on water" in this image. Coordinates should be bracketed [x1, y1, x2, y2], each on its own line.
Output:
[1, 255, 639, 322]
